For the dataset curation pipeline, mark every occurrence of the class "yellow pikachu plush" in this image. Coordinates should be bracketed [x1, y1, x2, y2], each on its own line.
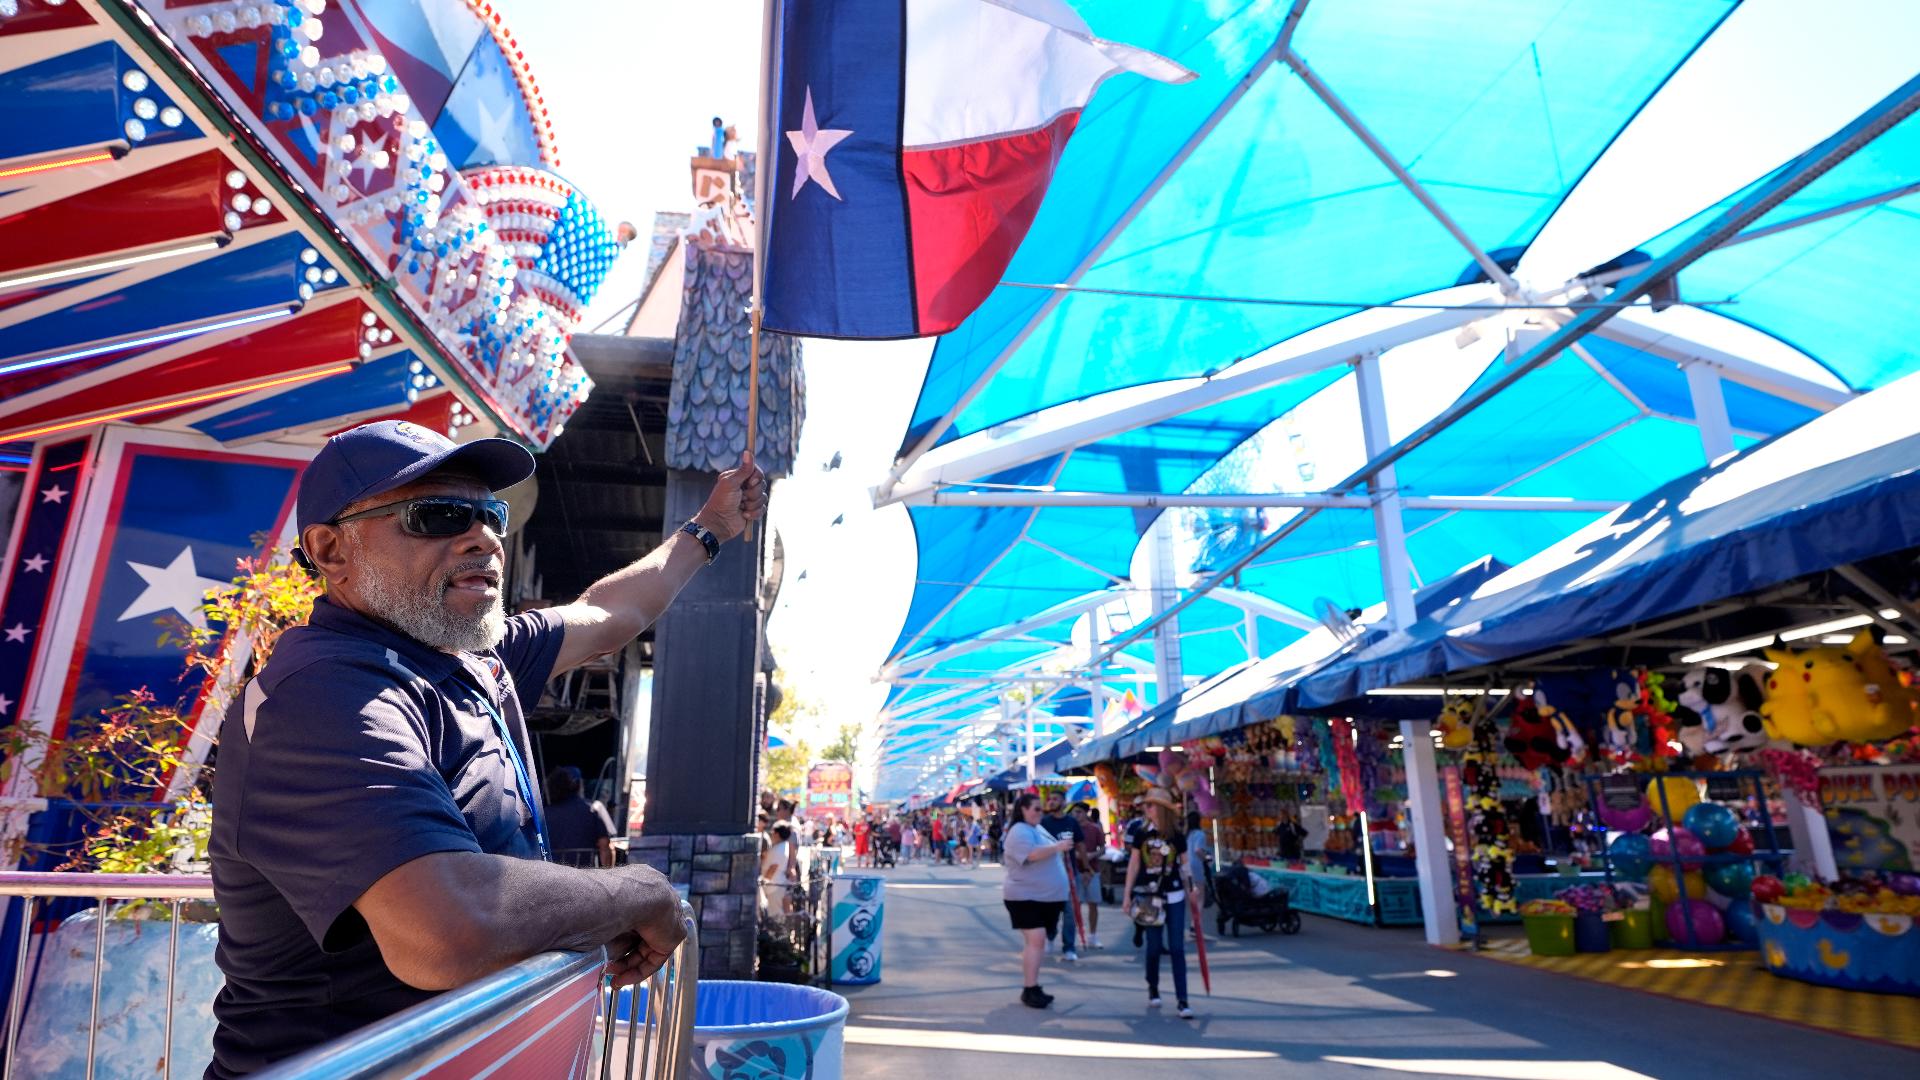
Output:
[1841, 628, 1918, 742]
[1762, 635, 1889, 745]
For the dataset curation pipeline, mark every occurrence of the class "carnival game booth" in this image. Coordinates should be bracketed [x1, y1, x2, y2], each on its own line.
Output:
[1288, 372, 1920, 989]
[0, 0, 624, 1057]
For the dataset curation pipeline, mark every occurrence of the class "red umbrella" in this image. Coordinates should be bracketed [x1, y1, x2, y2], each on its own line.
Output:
[1189, 897, 1212, 995]
[1063, 859, 1088, 943]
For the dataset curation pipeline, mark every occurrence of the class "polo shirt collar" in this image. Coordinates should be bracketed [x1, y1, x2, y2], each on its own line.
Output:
[307, 593, 472, 686]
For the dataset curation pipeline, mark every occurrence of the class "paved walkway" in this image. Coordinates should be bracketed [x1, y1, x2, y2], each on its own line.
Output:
[837, 862, 1919, 1080]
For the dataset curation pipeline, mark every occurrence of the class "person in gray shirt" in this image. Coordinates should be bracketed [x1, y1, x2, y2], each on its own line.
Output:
[1001, 792, 1074, 1009]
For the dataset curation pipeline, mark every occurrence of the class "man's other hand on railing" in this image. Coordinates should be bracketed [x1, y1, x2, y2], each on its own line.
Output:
[356, 854, 687, 991]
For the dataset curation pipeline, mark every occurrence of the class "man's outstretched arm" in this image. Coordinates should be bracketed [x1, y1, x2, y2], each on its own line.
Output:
[548, 452, 766, 674]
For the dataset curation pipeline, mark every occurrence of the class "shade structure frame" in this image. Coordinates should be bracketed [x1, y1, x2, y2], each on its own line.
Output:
[1085, 69, 1920, 675]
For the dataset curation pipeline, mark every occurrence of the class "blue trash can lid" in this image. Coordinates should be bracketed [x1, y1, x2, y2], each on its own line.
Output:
[618, 980, 850, 1033]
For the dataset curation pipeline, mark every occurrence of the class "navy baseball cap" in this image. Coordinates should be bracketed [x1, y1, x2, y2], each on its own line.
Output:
[296, 420, 536, 534]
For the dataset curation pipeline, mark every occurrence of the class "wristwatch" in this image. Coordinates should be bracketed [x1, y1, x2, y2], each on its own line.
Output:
[680, 520, 721, 563]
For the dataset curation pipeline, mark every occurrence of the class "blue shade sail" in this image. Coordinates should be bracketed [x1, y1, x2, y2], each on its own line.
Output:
[1294, 371, 1920, 709]
[1627, 109, 1920, 392]
[899, 0, 1737, 453]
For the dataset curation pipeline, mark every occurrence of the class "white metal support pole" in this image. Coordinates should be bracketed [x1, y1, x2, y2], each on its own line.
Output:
[1399, 719, 1460, 947]
[1087, 605, 1108, 736]
[1147, 513, 1186, 704]
[1684, 363, 1736, 462]
[1024, 690, 1037, 783]
[1354, 351, 1416, 630]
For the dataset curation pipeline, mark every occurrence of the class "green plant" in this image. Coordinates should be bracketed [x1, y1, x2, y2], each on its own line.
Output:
[0, 538, 320, 876]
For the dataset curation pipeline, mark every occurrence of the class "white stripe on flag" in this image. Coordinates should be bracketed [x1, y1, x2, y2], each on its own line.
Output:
[903, 0, 1195, 149]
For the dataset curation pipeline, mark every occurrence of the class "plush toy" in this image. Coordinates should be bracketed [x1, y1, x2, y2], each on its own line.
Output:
[1603, 670, 1639, 760]
[1843, 628, 1919, 742]
[1762, 636, 1899, 745]
[1534, 690, 1587, 766]
[1700, 663, 1772, 754]
[1672, 667, 1718, 755]
[1437, 698, 1477, 749]
[1503, 701, 1569, 770]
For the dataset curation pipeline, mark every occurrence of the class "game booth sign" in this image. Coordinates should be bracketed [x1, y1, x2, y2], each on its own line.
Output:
[0, 1, 622, 1073]
[804, 762, 855, 823]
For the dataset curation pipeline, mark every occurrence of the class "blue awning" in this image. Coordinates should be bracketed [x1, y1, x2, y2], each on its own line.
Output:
[901, 0, 1736, 452]
[1294, 372, 1920, 708]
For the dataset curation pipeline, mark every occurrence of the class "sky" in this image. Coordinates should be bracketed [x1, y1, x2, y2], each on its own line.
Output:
[493, 0, 1920, 789]
[496, 1, 927, 756]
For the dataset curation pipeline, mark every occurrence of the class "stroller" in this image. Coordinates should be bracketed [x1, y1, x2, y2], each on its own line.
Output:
[872, 831, 899, 868]
[1214, 860, 1302, 937]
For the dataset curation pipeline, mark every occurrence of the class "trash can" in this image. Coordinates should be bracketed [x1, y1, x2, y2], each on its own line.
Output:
[831, 874, 884, 985]
[1609, 907, 1655, 950]
[1572, 912, 1612, 953]
[616, 981, 850, 1080]
[1522, 913, 1576, 956]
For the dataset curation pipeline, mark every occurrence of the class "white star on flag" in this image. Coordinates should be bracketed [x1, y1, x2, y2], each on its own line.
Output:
[0, 693, 12, 717]
[787, 88, 853, 201]
[118, 547, 231, 628]
[21, 553, 48, 573]
[40, 485, 67, 504]
[352, 132, 388, 190]
[2, 624, 27, 644]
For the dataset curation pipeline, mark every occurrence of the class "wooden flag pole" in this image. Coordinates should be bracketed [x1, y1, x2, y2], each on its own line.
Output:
[743, 0, 780, 538]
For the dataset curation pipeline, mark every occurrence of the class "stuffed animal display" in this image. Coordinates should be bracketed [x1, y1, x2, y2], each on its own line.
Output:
[1677, 663, 1772, 754]
[1436, 698, 1476, 749]
[1763, 630, 1917, 745]
[1503, 701, 1570, 771]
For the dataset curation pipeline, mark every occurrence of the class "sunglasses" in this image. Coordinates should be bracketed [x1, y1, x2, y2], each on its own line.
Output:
[331, 496, 509, 537]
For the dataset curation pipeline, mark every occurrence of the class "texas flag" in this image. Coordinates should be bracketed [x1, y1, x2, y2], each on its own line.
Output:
[761, 0, 1193, 339]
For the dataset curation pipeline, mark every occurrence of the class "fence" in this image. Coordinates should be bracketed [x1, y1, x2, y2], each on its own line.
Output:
[0, 872, 697, 1080]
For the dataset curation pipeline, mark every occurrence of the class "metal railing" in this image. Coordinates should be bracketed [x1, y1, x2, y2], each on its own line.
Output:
[0, 873, 698, 1080]
[2, 870, 214, 1080]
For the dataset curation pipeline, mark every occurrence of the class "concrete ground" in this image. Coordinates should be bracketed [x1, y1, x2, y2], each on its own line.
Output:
[837, 861, 1919, 1080]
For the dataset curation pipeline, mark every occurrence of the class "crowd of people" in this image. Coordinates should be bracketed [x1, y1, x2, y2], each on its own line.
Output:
[754, 787, 1219, 1019]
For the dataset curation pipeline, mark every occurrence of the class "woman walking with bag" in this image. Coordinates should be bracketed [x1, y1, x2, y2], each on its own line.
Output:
[1002, 792, 1076, 1008]
[1123, 796, 1195, 1018]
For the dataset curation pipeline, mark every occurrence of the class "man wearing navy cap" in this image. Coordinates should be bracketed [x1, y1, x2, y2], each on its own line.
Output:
[205, 420, 763, 1077]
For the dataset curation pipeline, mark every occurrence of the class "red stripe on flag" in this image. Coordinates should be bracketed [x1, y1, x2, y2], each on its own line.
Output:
[901, 112, 1079, 335]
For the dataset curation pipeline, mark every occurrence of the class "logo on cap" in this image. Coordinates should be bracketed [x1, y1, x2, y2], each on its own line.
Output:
[393, 422, 426, 442]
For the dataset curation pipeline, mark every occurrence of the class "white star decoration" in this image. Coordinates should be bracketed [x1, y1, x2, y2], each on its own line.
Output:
[2, 624, 27, 644]
[39, 485, 66, 504]
[21, 553, 47, 573]
[0, 693, 12, 718]
[471, 96, 516, 165]
[787, 88, 853, 201]
[352, 131, 387, 190]
[118, 547, 231, 628]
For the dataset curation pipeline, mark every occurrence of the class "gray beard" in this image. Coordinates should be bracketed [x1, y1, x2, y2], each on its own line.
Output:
[350, 534, 506, 654]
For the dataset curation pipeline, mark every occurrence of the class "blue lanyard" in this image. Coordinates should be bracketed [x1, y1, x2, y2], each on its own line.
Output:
[476, 694, 550, 861]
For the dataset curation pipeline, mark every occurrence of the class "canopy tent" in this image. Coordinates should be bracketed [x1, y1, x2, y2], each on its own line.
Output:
[1292, 370, 1920, 709]
[871, 2, 1920, 801]
[1063, 555, 1509, 767]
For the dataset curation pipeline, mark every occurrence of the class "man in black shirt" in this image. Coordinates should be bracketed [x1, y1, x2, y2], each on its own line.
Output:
[544, 765, 614, 867]
[1038, 790, 1083, 960]
[207, 421, 763, 1076]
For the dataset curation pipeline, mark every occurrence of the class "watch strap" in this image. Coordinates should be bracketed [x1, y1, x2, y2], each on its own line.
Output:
[681, 520, 720, 562]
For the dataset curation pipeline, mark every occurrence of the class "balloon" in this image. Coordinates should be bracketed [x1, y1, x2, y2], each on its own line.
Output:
[1648, 865, 1709, 906]
[1665, 898, 1726, 946]
[1750, 874, 1785, 903]
[1650, 827, 1706, 868]
[1608, 833, 1654, 882]
[1705, 860, 1756, 899]
[1646, 776, 1701, 820]
[1682, 802, 1741, 849]
[1598, 796, 1654, 833]
[1722, 899, 1761, 944]
[1724, 828, 1755, 857]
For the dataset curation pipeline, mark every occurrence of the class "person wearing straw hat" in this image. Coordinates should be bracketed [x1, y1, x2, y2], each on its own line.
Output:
[205, 421, 762, 1077]
[1122, 789, 1197, 1019]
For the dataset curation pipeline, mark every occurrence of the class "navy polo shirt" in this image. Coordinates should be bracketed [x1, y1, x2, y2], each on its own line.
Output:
[206, 596, 565, 1078]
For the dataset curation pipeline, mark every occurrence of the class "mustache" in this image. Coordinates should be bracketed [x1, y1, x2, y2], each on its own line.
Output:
[438, 559, 503, 596]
